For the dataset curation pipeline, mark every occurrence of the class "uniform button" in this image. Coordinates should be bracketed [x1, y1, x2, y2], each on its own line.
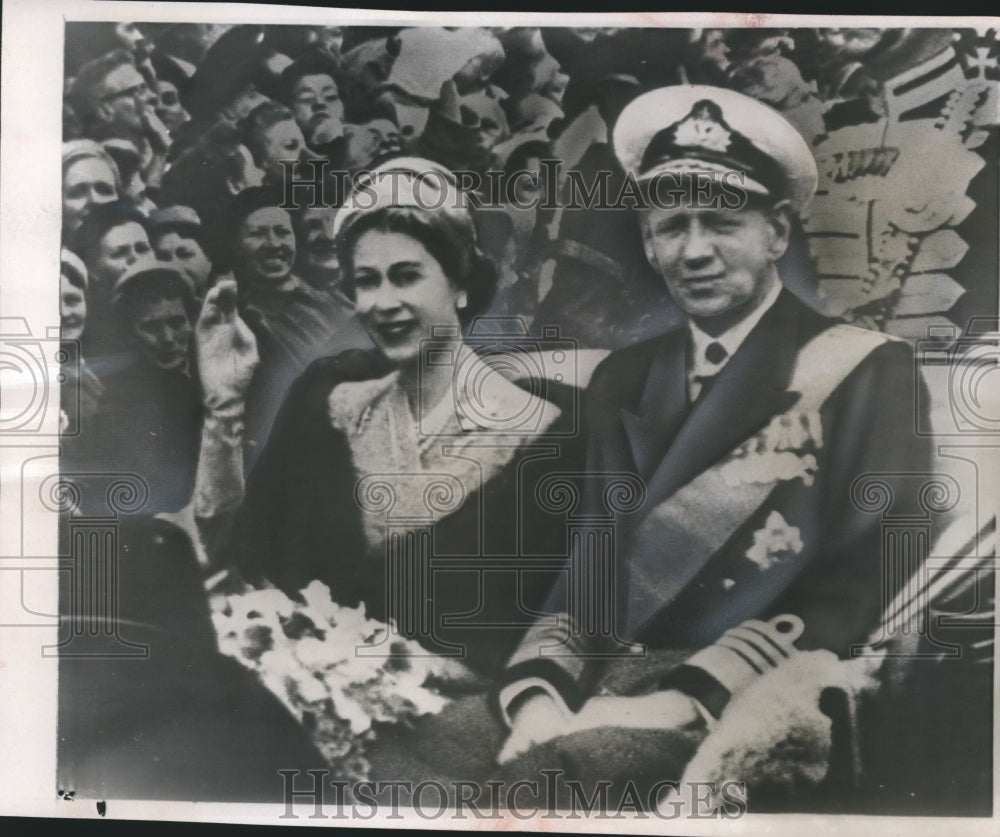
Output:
[721, 578, 736, 591]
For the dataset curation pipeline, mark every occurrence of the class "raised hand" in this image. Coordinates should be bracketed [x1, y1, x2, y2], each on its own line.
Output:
[195, 278, 259, 415]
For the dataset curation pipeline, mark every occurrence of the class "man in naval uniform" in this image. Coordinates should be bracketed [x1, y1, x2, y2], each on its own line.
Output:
[495, 86, 933, 792]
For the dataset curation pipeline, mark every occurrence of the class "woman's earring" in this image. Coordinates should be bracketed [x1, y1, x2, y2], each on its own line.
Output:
[456, 291, 468, 310]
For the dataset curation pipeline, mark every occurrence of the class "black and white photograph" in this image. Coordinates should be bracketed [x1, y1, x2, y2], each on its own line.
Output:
[0, 3, 997, 831]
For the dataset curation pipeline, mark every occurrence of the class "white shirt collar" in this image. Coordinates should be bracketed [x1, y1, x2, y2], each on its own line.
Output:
[688, 279, 782, 380]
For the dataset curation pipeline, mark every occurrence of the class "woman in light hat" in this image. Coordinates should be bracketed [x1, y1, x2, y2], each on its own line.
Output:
[195, 157, 582, 681]
[61, 139, 121, 235]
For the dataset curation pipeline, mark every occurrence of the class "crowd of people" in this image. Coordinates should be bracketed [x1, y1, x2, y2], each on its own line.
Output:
[60, 22, 997, 518]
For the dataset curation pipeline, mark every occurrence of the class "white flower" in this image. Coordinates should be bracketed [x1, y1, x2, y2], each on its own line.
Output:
[209, 575, 453, 780]
[746, 511, 804, 570]
[719, 409, 822, 488]
[721, 451, 818, 487]
[764, 410, 823, 452]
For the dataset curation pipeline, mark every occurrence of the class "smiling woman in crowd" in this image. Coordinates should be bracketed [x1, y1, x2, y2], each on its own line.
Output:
[59, 248, 105, 463]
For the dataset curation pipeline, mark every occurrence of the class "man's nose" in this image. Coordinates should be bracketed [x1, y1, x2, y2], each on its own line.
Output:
[681, 221, 715, 266]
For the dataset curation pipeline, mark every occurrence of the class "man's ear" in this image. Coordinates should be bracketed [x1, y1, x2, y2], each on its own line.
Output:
[95, 101, 116, 124]
[638, 214, 662, 275]
[765, 200, 793, 262]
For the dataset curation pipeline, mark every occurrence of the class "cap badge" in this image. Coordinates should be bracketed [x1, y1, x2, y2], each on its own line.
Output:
[672, 100, 733, 154]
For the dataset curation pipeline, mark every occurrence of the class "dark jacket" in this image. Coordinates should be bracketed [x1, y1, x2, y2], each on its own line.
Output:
[83, 354, 203, 515]
[504, 289, 935, 712]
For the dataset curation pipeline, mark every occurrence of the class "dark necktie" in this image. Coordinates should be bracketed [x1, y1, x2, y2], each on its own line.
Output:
[704, 341, 728, 365]
[693, 342, 728, 402]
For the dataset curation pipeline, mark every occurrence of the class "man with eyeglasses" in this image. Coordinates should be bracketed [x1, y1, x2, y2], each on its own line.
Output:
[69, 49, 171, 189]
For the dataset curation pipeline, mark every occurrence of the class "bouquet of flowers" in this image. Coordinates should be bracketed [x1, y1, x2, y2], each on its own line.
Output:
[208, 573, 452, 783]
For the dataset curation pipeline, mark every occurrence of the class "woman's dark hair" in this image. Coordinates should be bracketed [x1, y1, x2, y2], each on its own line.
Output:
[69, 200, 148, 265]
[149, 221, 210, 257]
[337, 205, 498, 326]
[242, 101, 298, 166]
[114, 270, 199, 329]
[278, 50, 341, 105]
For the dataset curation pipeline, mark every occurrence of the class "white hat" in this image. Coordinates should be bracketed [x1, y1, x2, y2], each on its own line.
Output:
[613, 85, 818, 213]
[60, 248, 89, 289]
[332, 157, 468, 239]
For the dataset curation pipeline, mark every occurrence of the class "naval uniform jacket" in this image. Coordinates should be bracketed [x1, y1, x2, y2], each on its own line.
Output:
[501, 289, 933, 717]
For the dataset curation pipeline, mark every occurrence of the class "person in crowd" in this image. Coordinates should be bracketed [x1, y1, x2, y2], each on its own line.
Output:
[312, 25, 346, 68]
[101, 138, 158, 213]
[60, 249, 89, 347]
[228, 186, 371, 466]
[169, 25, 278, 161]
[59, 249, 104, 458]
[416, 78, 509, 176]
[62, 139, 121, 235]
[531, 73, 679, 349]
[681, 28, 732, 84]
[376, 27, 505, 138]
[479, 136, 557, 322]
[494, 27, 551, 107]
[151, 22, 235, 69]
[68, 48, 171, 189]
[69, 200, 154, 359]
[148, 48, 193, 134]
[336, 34, 395, 125]
[278, 51, 346, 153]
[339, 118, 409, 173]
[182, 25, 277, 126]
[88, 261, 203, 513]
[148, 205, 216, 299]
[539, 27, 689, 122]
[291, 205, 340, 292]
[241, 101, 311, 186]
[725, 47, 827, 145]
